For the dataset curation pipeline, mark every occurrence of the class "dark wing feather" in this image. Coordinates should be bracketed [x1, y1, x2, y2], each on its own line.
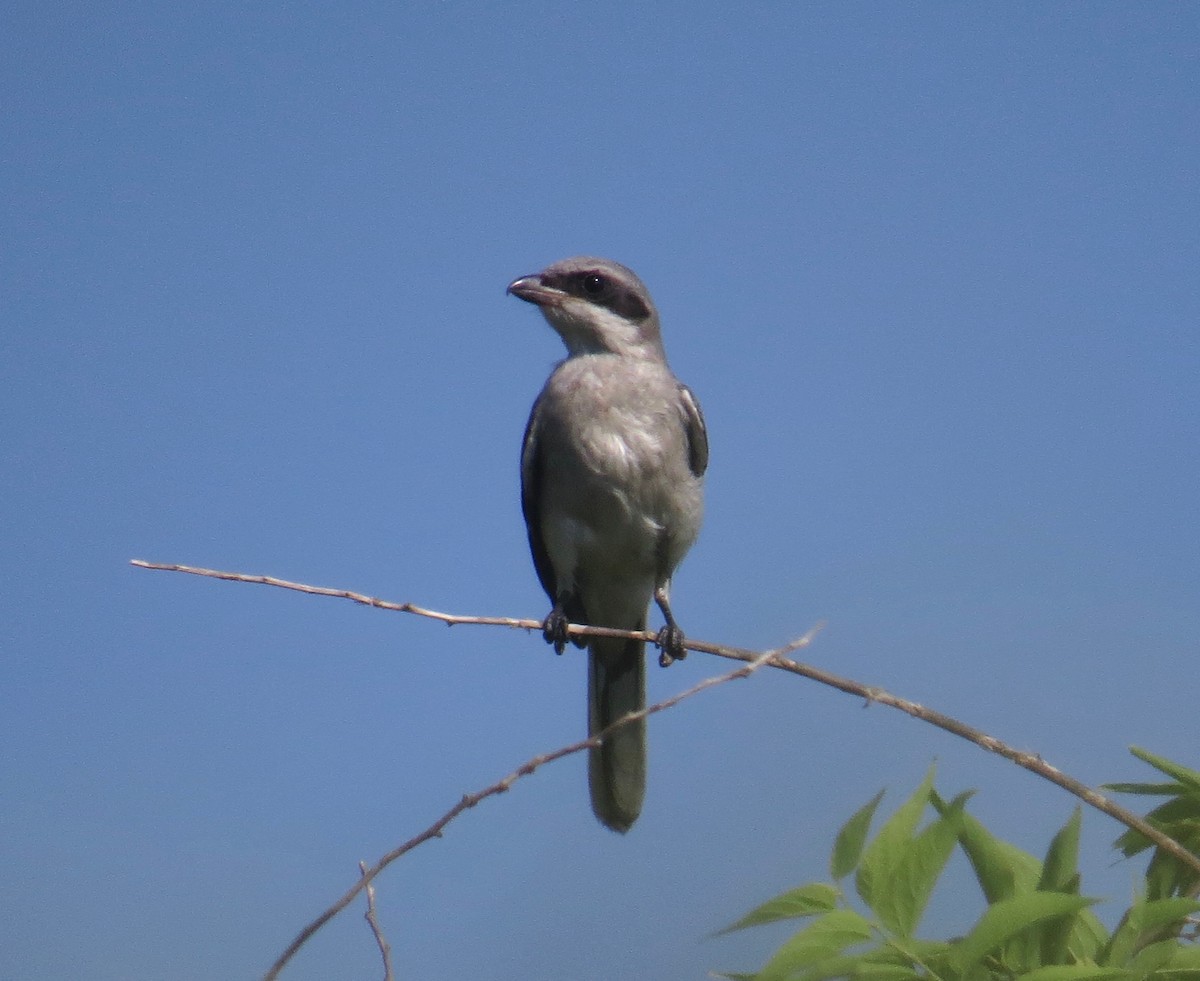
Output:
[678, 383, 709, 478]
[520, 393, 558, 603]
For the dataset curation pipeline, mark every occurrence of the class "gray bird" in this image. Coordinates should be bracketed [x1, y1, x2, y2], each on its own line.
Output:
[508, 256, 708, 832]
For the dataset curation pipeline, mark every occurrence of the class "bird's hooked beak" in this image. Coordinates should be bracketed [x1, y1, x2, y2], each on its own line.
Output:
[507, 274, 565, 308]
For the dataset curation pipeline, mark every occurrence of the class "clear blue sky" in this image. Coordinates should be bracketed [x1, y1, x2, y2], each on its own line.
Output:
[3, 4, 1197, 978]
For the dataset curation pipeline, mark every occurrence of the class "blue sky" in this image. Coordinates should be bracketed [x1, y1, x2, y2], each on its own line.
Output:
[3, 3, 1198, 978]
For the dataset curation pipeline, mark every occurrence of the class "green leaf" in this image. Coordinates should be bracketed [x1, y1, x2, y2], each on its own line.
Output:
[1016, 967, 1131, 981]
[1129, 939, 1181, 976]
[881, 791, 967, 938]
[1114, 799, 1200, 859]
[769, 952, 861, 981]
[951, 892, 1097, 973]
[771, 950, 923, 981]
[1128, 749, 1200, 793]
[1113, 804, 1200, 903]
[755, 909, 875, 981]
[1144, 847, 1195, 902]
[1103, 898, 1200, 966]
[1135, 897, 1200, 938]
[1160, 944, 1200, 966]
[1154, 943, 1200, 981]
[715, 883, 840, 936]
[852, 778, 966, 938]
[868, 937, 957, 981]
[1039, 808, 1084, 964]
[1103, 782, 1188, 797]
[849, 967, 922, 981]
[941, 799, 1042, 904]
[1067, 909, 1113, 966]
[832, 789, 886, 880]
[1040, 808, 1083, 893]
[856, 768, 935, 930]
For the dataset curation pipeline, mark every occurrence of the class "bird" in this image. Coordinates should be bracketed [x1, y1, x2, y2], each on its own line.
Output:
[508, 256, 708, 832]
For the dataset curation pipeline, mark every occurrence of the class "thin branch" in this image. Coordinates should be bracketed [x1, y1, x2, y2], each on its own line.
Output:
[131, 559, 545, 630]
[359, 861, 394, 981]
[261, 633, 813, 980]
[130, 560, 1200, 880]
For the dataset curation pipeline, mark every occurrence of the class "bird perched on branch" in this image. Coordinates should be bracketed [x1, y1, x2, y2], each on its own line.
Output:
[508, 256, 708, 832]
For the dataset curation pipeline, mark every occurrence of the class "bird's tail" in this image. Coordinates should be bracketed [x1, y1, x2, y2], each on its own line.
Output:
[587, 625, 647, 833]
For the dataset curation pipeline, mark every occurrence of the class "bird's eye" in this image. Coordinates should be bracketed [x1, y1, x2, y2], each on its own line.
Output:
[582, 273, 606, 296]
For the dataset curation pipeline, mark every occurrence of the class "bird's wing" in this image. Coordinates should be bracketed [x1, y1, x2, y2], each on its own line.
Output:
[520, 392, 558, 602]
[678, 383, 709, 478]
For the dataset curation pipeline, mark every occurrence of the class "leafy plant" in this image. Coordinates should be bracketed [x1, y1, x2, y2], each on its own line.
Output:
[717, 754, 1200, 981]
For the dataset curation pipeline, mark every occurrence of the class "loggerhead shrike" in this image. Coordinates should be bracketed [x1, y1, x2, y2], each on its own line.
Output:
[508, 256, 708, 832]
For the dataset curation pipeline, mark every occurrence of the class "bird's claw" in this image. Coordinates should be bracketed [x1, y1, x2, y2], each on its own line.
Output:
[656, 623, 687, 667]
[542, 610, 571, 654]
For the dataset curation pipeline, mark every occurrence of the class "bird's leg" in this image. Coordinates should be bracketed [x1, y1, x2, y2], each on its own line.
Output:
[653, 585, 687, 667]
[542, 593, 573, 654]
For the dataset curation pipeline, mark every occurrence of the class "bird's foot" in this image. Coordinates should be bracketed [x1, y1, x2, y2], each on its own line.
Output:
[656, 623, 687, 667]
[542, 609, 571, 655]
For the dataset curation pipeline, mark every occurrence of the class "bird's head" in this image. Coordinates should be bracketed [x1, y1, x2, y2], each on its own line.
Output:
[508, 256, 664, 359]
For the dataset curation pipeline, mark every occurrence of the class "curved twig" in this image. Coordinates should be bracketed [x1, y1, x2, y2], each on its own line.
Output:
[129, 559, 1200, 958]
[260, 634, 814, 980]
